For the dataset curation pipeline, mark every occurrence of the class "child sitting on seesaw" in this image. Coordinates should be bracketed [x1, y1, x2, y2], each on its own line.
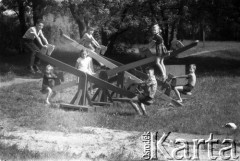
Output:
[171, 64, 196, 103]
[41, 65, 58, 105]
[75, 49, 95, 94]
[141, 24, 171, 82]
[129, 67, 158, 116]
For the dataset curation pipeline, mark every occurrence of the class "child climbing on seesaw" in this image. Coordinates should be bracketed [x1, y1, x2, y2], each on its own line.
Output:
[41, 65, 58, 105]
[141, 24, 171, 82]
[81, 27, 107, 69]
[129, 67, 158, 116]
[171, 64, 196, 103]
[75, 49, 95, 94]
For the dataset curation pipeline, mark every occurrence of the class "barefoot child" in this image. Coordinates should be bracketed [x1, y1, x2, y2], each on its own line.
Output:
[41, 65, 57, 105]
[142, 24, 171, 82]
[75, 49, 95, 94]
[129, 67, 158, 115]
[172, 64, 196, 103]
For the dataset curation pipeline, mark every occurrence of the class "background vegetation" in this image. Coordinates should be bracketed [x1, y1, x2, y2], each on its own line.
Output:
[0, 0, 239, 58]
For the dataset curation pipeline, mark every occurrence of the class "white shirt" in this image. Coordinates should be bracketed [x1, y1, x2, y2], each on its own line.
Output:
[23, 26, 43, 40]
[76, 57, 94, 75]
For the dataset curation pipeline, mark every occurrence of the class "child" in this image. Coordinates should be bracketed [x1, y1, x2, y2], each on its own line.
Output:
[129, 67, 158, 116]
[142, 24, 171, 82]
[22, 19, 49, 74]
[41, 65, 57, 105]
[75, 49, 95, 94]
[172, 64, 196, 103]
[170, 34, 184, 51]
[81, 27, 101, 52]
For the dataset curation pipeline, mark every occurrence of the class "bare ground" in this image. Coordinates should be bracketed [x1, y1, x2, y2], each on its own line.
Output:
[0, 78, 239, 161]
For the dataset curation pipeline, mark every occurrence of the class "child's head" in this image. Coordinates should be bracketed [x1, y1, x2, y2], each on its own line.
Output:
[36, 19, 44, 30]
[87, 27, 95, 35]
[46, 65, 53, 74]
[189, 64, 196, 73]
[146, 67, 155, 77]
[79, 49, 88, 59]
[152, 24, 162, 34]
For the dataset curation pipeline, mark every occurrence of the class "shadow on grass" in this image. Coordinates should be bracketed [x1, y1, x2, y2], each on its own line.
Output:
[167, 56, 240, 77]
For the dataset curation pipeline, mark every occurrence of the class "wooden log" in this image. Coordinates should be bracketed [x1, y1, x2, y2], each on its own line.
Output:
[60, 103, 94, 112]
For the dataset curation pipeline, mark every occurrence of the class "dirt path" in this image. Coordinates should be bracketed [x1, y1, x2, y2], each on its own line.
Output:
[0, 78, 41, 88]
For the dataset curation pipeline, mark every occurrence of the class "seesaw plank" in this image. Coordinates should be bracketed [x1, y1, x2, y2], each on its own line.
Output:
[61, 34, 143, 83]
[36, 53, 136, 98]
[106, 41, 199, 76]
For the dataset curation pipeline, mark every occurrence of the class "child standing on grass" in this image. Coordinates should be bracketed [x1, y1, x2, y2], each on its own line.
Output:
[41, 65, 57, 105]
[22, 19, 48, 74]
[172, 64, 196, 103]
[75, 49, 95, 94]
[130, 67, 157, 116]
[142, 24, 171, 82]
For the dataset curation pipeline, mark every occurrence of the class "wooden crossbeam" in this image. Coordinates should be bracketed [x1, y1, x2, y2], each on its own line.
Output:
[36, 53, 136, 98]
[61, 33, 142, 83]
[60, 103, 94, 112]
[106, 41, 199, 76]
[92, 102, 112, 106]
[106, 56, 156, 76]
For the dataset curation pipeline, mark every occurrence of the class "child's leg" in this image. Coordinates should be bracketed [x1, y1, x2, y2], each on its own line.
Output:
[160, 57, 167, 77]
[156, 57, 167, 81]
[130, 96, 142, 115]
[139, 103, 147, 116]
[46, 87, 53, 104]
[173, 86, 184, 102]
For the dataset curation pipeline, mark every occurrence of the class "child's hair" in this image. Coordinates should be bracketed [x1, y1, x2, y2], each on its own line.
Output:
[151, 24, 162, 33]
[79, 49, 88, 58]
[46, 64, 53, 71]
[190, 64, 196, 71]
[36, 19, 44, 25]
[87, 27, 95, 31]
[145, 67, 155, 73]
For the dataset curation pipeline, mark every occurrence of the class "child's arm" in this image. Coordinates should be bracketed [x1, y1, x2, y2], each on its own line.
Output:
[173, 74, 190, 79]
[91, 36, 101, 48]
[39, 30, 48, 45]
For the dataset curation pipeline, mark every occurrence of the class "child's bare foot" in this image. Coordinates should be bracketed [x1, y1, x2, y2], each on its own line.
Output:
[177, 99, 182, 103]
[45, 100, 51, 105]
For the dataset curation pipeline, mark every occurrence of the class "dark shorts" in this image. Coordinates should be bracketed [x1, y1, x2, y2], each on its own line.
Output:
[41, 84, 51, 94]
[182, 84, 194, 93]
[138, 95, 154, 106]
[22, 38, 40, 54]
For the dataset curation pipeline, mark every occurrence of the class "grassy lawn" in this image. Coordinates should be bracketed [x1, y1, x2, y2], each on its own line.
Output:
[0, 42, 240, 133]
[0, 41, 240, 159]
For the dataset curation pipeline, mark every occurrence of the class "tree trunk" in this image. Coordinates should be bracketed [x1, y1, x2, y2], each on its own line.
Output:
[16, 0, 27, 36]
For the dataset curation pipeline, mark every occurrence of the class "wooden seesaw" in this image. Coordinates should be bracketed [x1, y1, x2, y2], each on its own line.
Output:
[59, 31, 198, 109]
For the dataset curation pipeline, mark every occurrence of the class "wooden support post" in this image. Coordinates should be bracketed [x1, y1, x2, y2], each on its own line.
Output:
[117, 72, 125, 98]
[78, 73, 88, 105]
[98, 71, 109, 102]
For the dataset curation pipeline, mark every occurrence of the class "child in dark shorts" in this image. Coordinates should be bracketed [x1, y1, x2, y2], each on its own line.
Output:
[129, 67, 157, 115]
[41, 65, 57, 105]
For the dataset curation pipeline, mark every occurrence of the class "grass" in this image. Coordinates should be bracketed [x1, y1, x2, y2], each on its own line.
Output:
[1, 66, 240, 135]
[1, 41, 240, 160]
